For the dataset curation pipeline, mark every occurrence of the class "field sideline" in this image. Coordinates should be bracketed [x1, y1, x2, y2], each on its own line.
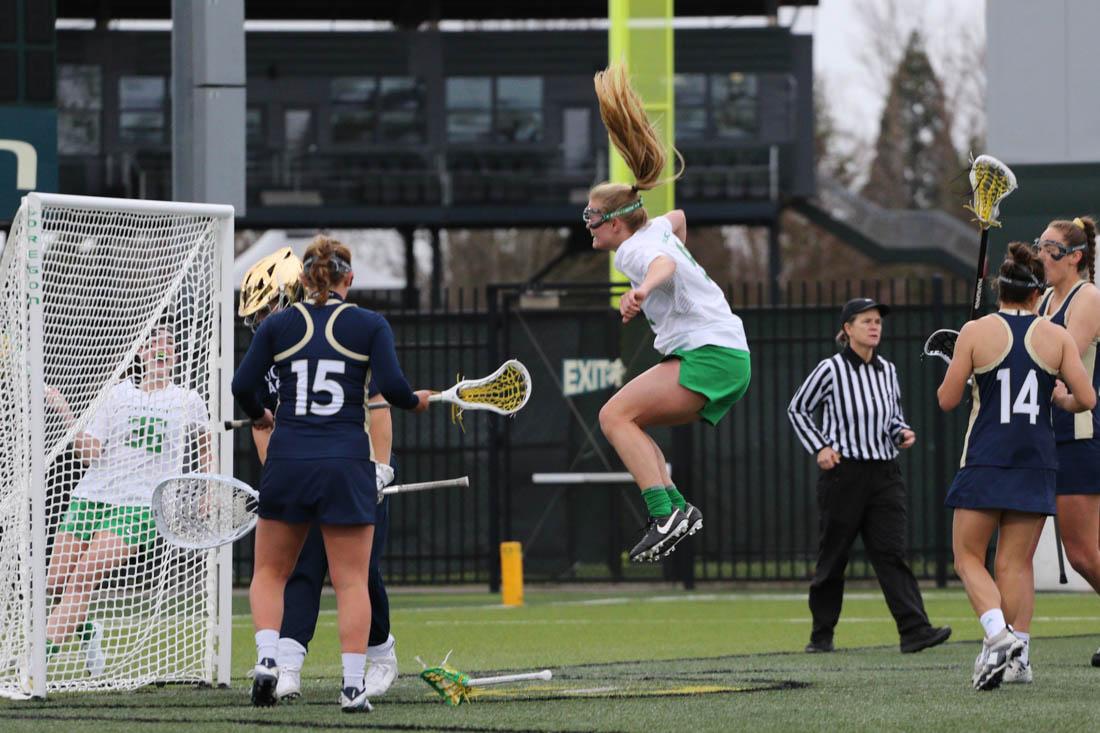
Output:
[2, 588, 1098, 732]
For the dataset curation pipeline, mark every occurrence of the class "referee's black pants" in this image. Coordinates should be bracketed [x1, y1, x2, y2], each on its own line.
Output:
[808, 458, 931, 645]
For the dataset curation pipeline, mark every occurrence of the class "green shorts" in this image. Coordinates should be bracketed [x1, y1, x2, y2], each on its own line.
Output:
[58, 500, 156, 547]
[669, 345, 751, 426]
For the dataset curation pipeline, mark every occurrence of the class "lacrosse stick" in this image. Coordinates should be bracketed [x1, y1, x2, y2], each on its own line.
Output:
[418, 652, 552, 706]
[217, 359, 533, 431]
[152, 474, 469, 549]
[963, 154, 1018, 321]
[922, 329, 959, 366]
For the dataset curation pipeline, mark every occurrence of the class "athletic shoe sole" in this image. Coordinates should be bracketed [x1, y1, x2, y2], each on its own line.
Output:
[251, 674, 278, 707]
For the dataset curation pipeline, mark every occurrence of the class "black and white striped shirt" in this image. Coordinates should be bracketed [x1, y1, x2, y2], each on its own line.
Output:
[787, 347, 911, 461]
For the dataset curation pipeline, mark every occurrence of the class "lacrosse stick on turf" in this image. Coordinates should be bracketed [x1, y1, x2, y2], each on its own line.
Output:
[152, 474, 469, 549]
[417, 652, 552, 706]
[218, 359, 532, 431]
[963, 154, 1018, 321]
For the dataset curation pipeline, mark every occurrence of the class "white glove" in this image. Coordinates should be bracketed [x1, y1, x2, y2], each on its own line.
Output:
[376, 463, 395, 504]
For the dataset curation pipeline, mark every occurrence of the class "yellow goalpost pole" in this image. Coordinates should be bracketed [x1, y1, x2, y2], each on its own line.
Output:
[608, 0, 676, 296]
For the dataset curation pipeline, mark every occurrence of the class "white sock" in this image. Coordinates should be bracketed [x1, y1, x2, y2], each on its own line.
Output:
[342, 652, 366, 690]
[255, 629, 279, 663]
[367, 634, 396, 659]
[277, 637, 307, 670]
[1015, 631, 1030, 663]
[979, 609, 1006, 639]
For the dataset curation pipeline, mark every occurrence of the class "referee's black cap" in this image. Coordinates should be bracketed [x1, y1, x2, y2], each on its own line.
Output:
[840, 298, 890, 325]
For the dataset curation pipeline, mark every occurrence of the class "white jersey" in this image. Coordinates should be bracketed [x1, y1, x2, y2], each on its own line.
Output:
[613, 215, 749, 355]
[71, 380, 210, 506]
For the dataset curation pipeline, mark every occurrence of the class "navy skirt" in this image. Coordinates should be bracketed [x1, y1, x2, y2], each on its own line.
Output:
[1055, 439, 1100, 495]
[259, 457, 377, 525]
[945, 465, 1056, 516]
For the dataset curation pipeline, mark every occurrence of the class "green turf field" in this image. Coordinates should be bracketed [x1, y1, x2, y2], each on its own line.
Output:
[2, 587, 1098, 731]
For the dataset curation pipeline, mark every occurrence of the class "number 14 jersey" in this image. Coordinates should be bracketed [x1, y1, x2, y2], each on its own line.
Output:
[960, 312, 1057, 470]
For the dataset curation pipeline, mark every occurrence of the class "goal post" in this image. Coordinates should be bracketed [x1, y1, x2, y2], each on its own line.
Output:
[0, 192, 234, 699]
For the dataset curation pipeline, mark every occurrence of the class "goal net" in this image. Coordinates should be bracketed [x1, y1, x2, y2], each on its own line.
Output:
[0, 193, 234, 698]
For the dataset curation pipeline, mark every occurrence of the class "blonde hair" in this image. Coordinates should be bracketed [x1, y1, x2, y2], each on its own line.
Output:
[590, 64, 684, 232]
[301, 235, 352, 306]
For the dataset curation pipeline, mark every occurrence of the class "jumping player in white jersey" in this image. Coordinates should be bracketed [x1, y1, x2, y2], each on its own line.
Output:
[44, 323, 210, 676]
[588, 64, 751, 562]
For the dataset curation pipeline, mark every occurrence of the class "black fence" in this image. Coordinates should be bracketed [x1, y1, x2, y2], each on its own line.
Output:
[230, 277, 973, 588]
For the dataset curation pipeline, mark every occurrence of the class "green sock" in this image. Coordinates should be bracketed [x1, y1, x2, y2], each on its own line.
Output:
[79, 622, 95, 642]
[642, 486, 672, 517]
[46, 641, 60, 657]
[665, 484, 687, 512]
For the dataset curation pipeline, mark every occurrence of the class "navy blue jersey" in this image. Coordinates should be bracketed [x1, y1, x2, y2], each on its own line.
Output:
[254, 365, 380, 413]
[232, 294, 417, 459]
[960, 313, 1057, 470]
[1039, 282, 1100, 442]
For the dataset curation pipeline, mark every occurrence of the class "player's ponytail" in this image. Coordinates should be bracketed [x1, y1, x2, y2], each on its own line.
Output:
[589, 64, 684, 233]
[996, 242, 1046, 305]
[301, 236, 352, 306]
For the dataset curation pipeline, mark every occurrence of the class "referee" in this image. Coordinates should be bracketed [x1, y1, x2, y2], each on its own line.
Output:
[787, 298, 951, 654]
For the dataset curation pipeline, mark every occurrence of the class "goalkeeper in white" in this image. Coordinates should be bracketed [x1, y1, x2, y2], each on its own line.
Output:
[43, 323, 211, 675]
[238, 249, 400, 701]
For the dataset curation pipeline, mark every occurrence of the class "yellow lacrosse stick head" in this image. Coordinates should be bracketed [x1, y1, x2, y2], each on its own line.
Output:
[420, 666, 472, 706]
[238, 247, 304, 327]
[963, 154, 1018, 230]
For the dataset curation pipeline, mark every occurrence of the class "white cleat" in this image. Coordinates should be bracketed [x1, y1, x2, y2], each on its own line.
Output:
[363, 638, 398, 697]
[340, 685, 373, 712]
[276, 665, 301, 700]
[1003, 657, 1033, 684]
[82, 621, 106, 677]
[973, 628, 1025, 691]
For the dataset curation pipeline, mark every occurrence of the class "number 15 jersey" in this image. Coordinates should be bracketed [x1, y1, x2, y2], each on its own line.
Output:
[960, 312, 1057, 470]
[232, 294, 418, 460]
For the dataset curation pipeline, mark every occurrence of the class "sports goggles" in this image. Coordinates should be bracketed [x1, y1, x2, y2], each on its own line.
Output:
[583, 199, 643, 230]
[1031, 238, 1086, 261]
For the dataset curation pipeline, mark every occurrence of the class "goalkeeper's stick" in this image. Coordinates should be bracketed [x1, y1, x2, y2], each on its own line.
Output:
[152, 474, 469, 549]
[964, 154, 1018, 321]
[218, 359, 533, 430]
[420, 662, 552, 706]
[922, 329, 959, 365]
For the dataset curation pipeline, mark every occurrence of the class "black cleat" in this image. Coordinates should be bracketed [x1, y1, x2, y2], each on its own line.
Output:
[250, 658, 279, 707]
[660, 503, 704, 558]
[900, 626, 951, 654]
[804, 639, 834, 653]
[1092, 646, 1100, 668]
[628, 508, 688, 562]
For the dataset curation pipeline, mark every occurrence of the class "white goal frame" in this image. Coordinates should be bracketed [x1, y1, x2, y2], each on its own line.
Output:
[4, 193, 234, 699]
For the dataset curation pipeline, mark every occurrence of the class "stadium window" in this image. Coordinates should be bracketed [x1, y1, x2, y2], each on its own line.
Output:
[58, 65, 102, 155]
[711, 72, 758, 138]
[378, 77, 426, 144]
[674, 73, 706, 141]
[330, 77, 378, 145]
[446, 76, 492, 142]
[119, 75, 167, 146]
[495, 77, 542, 143]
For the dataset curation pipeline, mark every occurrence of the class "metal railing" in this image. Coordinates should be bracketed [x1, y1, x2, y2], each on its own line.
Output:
[226, 278, 972, 587]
